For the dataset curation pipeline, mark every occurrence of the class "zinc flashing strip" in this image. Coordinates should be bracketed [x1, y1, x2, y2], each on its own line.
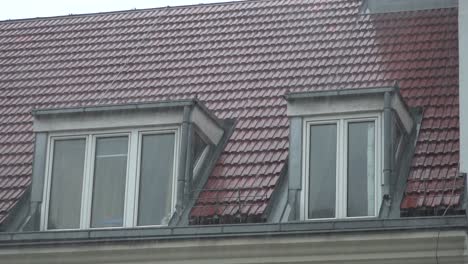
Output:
[0, 216, 465, 245]
[31, 99, 225, 134]
[285, 86, 397, 101]
[31, 100, 197, 116]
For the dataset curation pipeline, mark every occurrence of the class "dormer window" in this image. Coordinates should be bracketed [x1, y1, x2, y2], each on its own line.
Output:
[46, 128, 178, 230]
[32, 100, 224, 231]
[286, 87, 414, 221]
[304, 114, 381, 219]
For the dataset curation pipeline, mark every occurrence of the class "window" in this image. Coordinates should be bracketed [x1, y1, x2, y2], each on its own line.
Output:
[393, 118, 404, 162]
[191, 131, 209, 178]
[42, 128, 178, 230]
[303, 114, 381, 219]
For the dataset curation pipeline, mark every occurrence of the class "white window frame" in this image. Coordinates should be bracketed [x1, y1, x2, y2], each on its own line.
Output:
[301, 113, 382, 220]
[41, 126, 180, 231]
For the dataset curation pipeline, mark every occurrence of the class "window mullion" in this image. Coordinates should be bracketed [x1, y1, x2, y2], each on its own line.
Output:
[301, 123, 309, 220]
[81, 135, 94, 229]
[376, 116, 382, 216]
[339, 119, 347, 219]
[124, 130, 139, 227]
[334, 120, 341, 219]
[41, 137, 53, 230]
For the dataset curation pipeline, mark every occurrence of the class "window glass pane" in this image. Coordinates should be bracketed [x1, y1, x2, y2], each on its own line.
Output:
[308, 124, 337, 219]
[48, 139, 86, 230]
[192, 132, 207, 167]
[394, 120, 403, 161]
[347, 121, 375, 217]
[138, 133, 175, 226]
[91, 136, 128, 228]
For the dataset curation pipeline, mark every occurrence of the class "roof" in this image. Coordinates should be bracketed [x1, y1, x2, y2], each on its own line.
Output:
[0, 0, 461, 224]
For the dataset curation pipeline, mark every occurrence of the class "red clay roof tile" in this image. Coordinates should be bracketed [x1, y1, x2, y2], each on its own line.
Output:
[0, 0, 461, 224]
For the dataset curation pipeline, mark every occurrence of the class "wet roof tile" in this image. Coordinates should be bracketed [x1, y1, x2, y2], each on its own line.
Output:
[0, 0, 460, 224]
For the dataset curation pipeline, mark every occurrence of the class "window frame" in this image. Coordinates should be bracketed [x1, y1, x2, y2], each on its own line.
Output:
[301, 113, 382, 220]
[41, 126, 180, 231]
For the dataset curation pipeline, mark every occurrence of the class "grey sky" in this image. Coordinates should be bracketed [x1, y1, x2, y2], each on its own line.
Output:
[0, 0, 241, 20]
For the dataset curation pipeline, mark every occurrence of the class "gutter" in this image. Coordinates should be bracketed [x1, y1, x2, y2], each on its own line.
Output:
[0, 216, 465, 246]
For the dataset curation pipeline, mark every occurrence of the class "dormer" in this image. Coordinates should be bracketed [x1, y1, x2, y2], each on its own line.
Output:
[26, 100, 225, 231]
[283, 86, 415, 221]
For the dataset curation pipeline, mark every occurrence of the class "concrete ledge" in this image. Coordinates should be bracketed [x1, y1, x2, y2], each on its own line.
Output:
[89, 227, 172, 239]
[172, 226, 222, 236]
[0, 216, 465, 246]
[222, 223, 280, 234]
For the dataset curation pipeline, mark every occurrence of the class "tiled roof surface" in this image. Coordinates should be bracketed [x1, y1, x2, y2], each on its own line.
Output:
[0, 0, 461, 224]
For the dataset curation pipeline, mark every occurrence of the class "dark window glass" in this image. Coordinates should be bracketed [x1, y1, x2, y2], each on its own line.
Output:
[394, 120, 404, 160]
[192, 132, 207, 167]
[138, 133, 175, 226]
[91, 136, 128, 228]
[48, 139, 86, 230]
[308, 124, 337, 219]
[347, 122, 375, 217]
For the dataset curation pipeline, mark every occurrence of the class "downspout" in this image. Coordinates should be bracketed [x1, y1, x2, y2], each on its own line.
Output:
[184, 121, 194, 203]
[176, 105, 192, 213]
[381, 91, 393, 214]
[459, 0, 468, 217]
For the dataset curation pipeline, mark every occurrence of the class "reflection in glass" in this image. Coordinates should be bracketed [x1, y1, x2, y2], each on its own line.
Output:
[91, 136, 128, 228]
[308, 124, 337, 219]
[138, 133, 175, 226]
[192, 132, 207, 167]
[48, 139, 86, 229]
[347, 122, 375, 217]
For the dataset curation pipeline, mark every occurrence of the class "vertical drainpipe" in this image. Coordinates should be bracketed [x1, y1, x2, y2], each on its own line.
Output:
[176, 105, 192, 213]
[383, 92, 393, 205]
[184, 121, 194, 203]
[459, 0, 468, 220]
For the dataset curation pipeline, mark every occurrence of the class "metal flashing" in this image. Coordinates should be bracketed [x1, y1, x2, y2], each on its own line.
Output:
[31, 100, 196, 116]
[0, 216, 465, 245]
[267, 165, 289, 223]
[263, 163, 288, 222]
[178, 119, 237, 226]
[388, 110, 421, 218]
[285, 86, 397, 101]
[31, 99, 225, 131]
[0, 188, 31, 232]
